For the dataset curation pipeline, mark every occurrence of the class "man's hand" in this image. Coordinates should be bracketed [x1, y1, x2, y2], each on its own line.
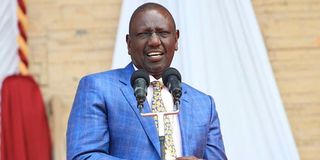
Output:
[176, 156, 200, 160]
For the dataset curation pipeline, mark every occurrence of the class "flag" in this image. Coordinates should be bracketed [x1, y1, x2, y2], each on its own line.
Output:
[1, 0, 52, 159]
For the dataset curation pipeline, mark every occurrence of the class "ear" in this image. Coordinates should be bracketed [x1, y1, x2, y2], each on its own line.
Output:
[175, 30, 180, 51]
[126, 34, 131, 55]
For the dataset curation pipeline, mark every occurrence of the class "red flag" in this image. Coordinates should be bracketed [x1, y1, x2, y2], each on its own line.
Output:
[1, 75, 52, 160]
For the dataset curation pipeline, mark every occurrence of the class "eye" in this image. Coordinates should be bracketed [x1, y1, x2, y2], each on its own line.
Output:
[136, 32, 152, 38]
[158, 31, 170, 38]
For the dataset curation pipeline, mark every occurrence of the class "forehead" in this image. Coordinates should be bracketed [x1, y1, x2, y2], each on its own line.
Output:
[130, 7, 174, 32]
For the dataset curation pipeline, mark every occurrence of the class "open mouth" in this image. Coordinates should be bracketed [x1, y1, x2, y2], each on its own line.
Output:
[146, 51, 164, 62]
[147, 52, 163, 57]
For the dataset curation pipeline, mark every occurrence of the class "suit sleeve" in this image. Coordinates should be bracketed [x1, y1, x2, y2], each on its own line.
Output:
[204, 96, 228, 160]
[66, 76, 125, 160]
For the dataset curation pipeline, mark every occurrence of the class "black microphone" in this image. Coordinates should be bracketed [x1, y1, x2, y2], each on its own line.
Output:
[162, 67, 182, 102]
[130, 69, 150, 109]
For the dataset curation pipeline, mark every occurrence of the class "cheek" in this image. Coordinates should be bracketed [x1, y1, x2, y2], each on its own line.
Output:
[132, 40, 146, 48]
[164, 44, 177, 54]
[164, 38, 177, 49]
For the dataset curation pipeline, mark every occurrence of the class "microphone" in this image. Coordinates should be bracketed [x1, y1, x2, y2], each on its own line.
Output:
[162, 67, 182, 103]
[130, 69, 150, 109]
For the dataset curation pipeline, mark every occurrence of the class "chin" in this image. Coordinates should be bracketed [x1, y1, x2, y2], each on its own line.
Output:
[147, 70, 163, 79]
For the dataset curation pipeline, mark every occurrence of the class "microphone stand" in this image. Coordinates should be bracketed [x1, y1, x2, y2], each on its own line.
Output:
[137, 104, 143, 113]
[138, 100, 180, 160]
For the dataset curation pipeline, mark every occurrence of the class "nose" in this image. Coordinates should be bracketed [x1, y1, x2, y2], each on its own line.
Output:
[147, 32, 161, 47]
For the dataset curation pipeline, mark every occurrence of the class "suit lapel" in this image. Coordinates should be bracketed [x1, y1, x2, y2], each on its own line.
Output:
[179, 84, 192, 156]
[119, 63, 161, 156]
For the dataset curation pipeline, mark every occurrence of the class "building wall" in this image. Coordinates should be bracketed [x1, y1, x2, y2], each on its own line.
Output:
[27, 0, 319, 159]
[253, 0, 320, 159]
[27, 0, 122, 159]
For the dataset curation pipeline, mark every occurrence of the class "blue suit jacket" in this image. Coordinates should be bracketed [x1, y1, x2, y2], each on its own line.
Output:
[67, 63, 227, 160]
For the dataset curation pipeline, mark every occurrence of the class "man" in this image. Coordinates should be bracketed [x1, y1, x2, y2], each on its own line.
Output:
[67, 2, 227, 160]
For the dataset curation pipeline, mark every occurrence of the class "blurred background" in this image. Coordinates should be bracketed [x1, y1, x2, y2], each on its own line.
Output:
[1, 0, 319, 160]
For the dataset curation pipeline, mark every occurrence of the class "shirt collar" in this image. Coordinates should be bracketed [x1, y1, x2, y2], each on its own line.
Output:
[132, 64, 164, 84]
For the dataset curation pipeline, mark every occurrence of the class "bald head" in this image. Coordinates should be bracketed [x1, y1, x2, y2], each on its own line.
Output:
[129, 3, 176, 35]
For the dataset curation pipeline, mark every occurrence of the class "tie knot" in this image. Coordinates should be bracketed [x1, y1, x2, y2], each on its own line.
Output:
[151, 81, 163, 89]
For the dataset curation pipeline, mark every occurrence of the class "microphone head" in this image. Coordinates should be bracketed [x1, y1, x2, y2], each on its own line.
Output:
[162, 67, 181, 86]
[162, 67, 182, 101]
[130, 69, 150, 88]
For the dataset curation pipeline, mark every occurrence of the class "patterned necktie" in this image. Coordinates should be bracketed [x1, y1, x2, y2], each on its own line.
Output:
[151, 81, 176, 159]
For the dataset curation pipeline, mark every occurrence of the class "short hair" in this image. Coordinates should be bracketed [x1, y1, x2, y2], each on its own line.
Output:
[129, 3, 176, 34]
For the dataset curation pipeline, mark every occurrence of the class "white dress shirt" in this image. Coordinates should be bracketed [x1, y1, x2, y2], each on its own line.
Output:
[147, 76, 182, 158]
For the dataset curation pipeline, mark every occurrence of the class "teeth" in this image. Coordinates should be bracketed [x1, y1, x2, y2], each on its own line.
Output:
[147, 52, 162, 56]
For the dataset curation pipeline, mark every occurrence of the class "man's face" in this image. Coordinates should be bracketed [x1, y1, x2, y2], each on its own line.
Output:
[126, 8, 179, 79]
